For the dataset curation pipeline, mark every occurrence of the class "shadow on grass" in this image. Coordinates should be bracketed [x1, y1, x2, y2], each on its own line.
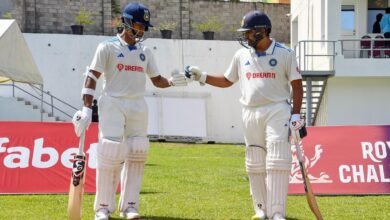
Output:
[142, 217, 201, 220]
[146, 163, 158, 166]
[109, 215, 297, 220]
[140, 191, 163, 195]
[109, 216, 200, 220]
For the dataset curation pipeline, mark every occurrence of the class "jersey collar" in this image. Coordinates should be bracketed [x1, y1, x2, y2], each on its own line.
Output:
[117, 34, 128, 46]
[116, 34, 138, 51]
[255, 39, 276, 57]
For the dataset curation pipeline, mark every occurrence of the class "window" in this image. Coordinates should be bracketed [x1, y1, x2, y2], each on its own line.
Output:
[341, 5, 355, 34]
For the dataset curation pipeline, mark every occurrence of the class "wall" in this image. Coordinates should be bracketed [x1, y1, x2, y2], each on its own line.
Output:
[291, 0, 342, 44]
[6, 0, 290, 42]
[324, 77, 390, 126]
[3, 33, 390, 142]
[19, 33, 245, 143]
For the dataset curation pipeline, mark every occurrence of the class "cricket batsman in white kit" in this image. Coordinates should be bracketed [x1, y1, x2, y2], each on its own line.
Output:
[72, 2, 187, 220]
[185, 11, 304, 220]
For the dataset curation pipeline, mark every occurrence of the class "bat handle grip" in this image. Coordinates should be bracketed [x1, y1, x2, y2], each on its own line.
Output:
[78, 131, 85, 155]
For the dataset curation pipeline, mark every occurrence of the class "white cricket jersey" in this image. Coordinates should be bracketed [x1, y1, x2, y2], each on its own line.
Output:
[224, 40, 302, 107]
[89, 34, 160, 98]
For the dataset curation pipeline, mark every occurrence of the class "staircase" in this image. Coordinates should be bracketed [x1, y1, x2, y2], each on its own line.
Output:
[0, 96, 58, 121]
[301, 75, 330, 125]
[16, 97, 61, 121]
[0, 82, 77, 122]
[294, 40, 337, 125]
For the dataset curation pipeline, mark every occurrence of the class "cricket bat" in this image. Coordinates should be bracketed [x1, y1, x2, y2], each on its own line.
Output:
[294, 136, 323, 220]
[67, 131, 86, 220]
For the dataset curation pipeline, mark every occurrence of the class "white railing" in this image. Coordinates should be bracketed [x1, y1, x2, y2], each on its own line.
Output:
[339, 38, 390, 59]
[294, 40, 336, 73]
[0, 82, 78, 121]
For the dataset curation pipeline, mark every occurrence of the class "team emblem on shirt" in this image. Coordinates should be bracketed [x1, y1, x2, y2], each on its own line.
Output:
[139, 53, 145, 61]
[144, 10, 150, 21]
[269, 58, 277, 67]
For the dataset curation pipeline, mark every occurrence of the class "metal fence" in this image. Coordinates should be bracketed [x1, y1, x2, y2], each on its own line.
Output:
[0, 82, 77, 121]
[340, 38, 390, 59]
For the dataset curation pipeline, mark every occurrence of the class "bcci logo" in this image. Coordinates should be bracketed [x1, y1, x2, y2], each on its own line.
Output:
[144, 10, 150, 21]
[269, 58, 277, 67]
[241, 17, 245, 28]
[139, 53, 145, 61]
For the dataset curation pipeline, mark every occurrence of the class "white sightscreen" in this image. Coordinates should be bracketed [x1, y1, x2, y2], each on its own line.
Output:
[145, 96, 207, 137]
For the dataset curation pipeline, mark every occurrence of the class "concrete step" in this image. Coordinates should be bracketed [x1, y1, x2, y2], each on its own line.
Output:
[1, 97, 61, 122]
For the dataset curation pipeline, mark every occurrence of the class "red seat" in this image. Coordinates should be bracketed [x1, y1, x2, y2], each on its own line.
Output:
[385, 48, 390, 58]
[385, 38, 390, 58]
[374, 35, 385, 58]
[360, 35, 371, 58]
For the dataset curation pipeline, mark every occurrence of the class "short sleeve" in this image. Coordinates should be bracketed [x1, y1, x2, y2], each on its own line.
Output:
[224, 52, 240, 83]
[89, 42, 109, 74]
[145, 48, 160, 78]
[287, 50, 302, 81]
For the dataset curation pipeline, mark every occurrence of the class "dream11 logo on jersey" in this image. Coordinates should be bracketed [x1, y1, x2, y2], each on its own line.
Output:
[116, 63, 144, 72]
[246, 72, 276, 80]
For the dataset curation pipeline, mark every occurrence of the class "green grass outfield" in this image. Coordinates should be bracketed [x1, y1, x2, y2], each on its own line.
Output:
[0, 143, 389, 220]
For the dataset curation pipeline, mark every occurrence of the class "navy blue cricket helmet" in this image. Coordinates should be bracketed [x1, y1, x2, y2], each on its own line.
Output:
[122, 2, 153, 31]
[237, 10, 272, 32]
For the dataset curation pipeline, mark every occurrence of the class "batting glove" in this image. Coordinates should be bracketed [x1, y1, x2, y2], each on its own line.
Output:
[72, 106, 92, 137]
[184, 65, 207, 84]
[168, 69, 188, 86]
[289, 114, 307, 144]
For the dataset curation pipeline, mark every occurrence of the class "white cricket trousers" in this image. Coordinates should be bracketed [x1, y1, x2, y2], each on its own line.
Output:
[242, 101, 292, 218]
[98, 95, 148, 139]
[94, 94, 149, 213]
[242, 101, 291, 146]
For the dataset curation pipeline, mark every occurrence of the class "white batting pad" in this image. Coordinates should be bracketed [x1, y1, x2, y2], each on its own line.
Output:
[94, 138, 126, 213]
[119, 137, 150, 212]
[246, 145, 267, 214]
[266, 140, 292, 218]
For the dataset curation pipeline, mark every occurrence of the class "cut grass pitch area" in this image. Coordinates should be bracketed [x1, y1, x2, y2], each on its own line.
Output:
[0, 143, 389, 219]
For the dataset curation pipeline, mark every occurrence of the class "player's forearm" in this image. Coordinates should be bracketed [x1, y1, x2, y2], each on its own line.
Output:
[205, 74, 233, 88]
[83, 78, 97, 108]
[291, 79, 303, 114]
[83, 95, 93, 108]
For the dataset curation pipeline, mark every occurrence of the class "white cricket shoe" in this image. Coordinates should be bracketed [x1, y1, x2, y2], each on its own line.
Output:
[120, 207, 141, 219]
[95, 208, 110, 220]
[272, 212, 286, 220]
[251, 209, 266, 220]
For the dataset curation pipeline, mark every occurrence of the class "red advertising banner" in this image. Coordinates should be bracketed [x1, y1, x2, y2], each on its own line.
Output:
[289, 126, 390, 194]
[0, 122, 389, 194]
[0, 122, 99, 193]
